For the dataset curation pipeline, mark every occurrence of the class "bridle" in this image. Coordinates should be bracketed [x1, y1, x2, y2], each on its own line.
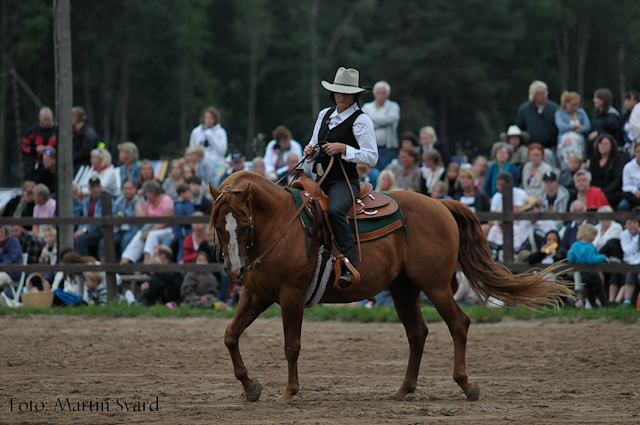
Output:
[214, 188, 254, 274]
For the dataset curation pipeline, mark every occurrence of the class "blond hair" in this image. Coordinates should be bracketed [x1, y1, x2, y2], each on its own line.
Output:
[85, 272, 103, 284]
[419, 126, 438, 142]
[577, 224, 597, 241]
[560, 91, 580, 110]
[186, 145, 206, 159]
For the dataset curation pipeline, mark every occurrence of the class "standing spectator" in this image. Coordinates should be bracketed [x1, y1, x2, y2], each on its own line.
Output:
[21, 106, 57, 182]
[521, 143, 554, 198]
[417, 148, 444, 195]
[619, 219, 640, 307]
[419, 126, 450, 166]
[555, 91, 591, 170]
[559, 152, 583, 197]
[472, 156, 488, 191]
[71, 106, 100, 172]
[32, 184, 56, 238]
[2, 181, 36, 230]
[515, 80, 560, 152]
[619, 142, 640, 211]
[110, 179, 140, 255]
[500, 125, 530, 169]
[453, 168, 490, 214]
[186, 145, 217, 189]
[189, 106, 228, 186]
[540, 171, 570, 229]
[117, 142, 141, 191]
[162, 159, 186, 202]
[74, 177, 103, 258]
[10, 225, 43, 265]
[362, 81, 400, 170]
[588, 134, 625, 207]
[587, 88, 619, 160]
[483, 142, 521, 197]
[187, 176, 213, 215]
[120, 180, 174, 265]
[81, 148, 120, 196]
[263, 125, 303, 178]
[0, 225, 23, 295]
[277, 153, 301, 187]
[138, 159, 157, 187]
[618, 90, 639, 157]
[567, 224, 609, 309]
[181, 251, 222, 308]
[569, 169, 609, 211]
[181, 213, 207, 264]
[35, 147, 56, 197]
[376, 169, 400, 191]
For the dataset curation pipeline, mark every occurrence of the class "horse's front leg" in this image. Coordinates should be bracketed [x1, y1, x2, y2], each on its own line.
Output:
[277, 287, 305, 406]
[224, 287, 271, 401]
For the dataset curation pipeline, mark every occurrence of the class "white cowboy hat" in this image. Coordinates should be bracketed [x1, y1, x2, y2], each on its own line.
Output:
[499, 125, 530, 143]
[321, 67, 370, 94]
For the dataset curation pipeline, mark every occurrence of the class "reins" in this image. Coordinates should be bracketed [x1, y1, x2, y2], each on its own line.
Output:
[275, 157, 307, 186]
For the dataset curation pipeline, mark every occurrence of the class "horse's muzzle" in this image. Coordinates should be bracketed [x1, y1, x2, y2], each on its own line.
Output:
[227, 266, 244, 280]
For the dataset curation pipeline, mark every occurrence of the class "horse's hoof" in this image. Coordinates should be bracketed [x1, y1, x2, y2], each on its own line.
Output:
[466, 382, 480, 402]
[276, 399, 295, 407]
[245, 378, 262, 402]
[389, 394, 405, 402]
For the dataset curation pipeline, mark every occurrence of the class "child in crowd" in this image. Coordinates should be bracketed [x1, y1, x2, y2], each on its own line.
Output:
[85, 272, 107, 306]
[180, 251, 225, 309]
[39, 226, 58, 283]
[430, 181, 452, 200]
[619, 219, 640, 307]
[568, 224, 609, 309]
[171, 184, 194, 261]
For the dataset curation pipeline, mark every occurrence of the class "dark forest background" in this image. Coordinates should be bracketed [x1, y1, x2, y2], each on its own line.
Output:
[1, 0, 640, 185]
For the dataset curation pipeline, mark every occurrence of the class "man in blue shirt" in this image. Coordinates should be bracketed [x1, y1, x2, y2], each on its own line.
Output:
[0, 225, 24, 293]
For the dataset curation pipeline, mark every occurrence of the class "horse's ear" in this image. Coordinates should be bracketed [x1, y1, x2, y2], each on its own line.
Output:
[209, 182, 219, 201]
[240, 183, 252, 201]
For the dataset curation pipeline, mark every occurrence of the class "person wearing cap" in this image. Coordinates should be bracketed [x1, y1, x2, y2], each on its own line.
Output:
[500, 125, 530, 169]
[220, 151, 246, 183]
[303, 67, 378, 286]
[361, 80, 400, 170]
[540, 171, 570, 229]
[554, 91, 591, 170]
[75, 176, 103, 257]
[515, 80, 559, 152]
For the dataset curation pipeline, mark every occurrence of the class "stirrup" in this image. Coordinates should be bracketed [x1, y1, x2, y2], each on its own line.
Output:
[333, 255, 361, 292]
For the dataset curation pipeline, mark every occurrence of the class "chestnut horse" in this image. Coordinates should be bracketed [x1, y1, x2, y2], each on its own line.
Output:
[209, 171, 571, 405]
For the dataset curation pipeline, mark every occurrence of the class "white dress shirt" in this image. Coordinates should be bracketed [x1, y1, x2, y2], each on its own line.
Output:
[622, 158, 640, 194]
[189, 123, 228, 167]
[620, 229, 640, 265]
[308, 103, 378, 168]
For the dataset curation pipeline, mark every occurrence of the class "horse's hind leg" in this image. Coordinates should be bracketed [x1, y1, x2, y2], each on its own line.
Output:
[224, 287, 271, 401]
[388, 280, 428, 401]
[423, 285, 479, 401]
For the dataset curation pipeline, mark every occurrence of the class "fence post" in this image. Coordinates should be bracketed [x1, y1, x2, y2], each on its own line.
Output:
[100, 192, 118, 302]
[502, 182, 514, 263]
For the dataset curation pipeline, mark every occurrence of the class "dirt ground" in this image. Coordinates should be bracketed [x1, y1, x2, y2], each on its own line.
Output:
[1, 316, 639, 425]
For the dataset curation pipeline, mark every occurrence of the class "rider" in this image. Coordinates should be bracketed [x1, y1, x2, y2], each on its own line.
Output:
[303, 67, 379, 286]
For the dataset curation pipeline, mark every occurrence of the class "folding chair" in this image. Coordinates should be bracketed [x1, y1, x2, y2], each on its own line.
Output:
[1, 253, 29, 301]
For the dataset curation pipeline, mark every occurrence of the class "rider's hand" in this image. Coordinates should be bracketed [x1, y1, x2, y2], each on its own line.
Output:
[304, 144, 317, 158]
[322, 142, 347, 156]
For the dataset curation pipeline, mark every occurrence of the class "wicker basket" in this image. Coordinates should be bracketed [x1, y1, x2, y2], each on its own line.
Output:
[22, 292, 54, 308]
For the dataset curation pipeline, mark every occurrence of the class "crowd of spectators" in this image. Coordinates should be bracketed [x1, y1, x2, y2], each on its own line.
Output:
[2, 78, 640, 310]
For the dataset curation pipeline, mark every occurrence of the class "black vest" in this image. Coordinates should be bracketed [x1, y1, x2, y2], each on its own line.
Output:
[314, 107, 362, 188]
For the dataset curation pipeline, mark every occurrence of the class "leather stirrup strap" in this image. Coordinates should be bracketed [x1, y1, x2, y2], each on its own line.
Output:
[246, 156, 334, 271]
[333, 254, 361, 292]
[338, 159, 361, 262]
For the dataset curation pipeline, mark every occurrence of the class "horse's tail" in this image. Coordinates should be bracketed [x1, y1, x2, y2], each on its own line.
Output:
[440, 200, 573, 309]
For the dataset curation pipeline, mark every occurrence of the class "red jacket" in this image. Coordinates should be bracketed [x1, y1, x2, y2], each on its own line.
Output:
[182, 232, 205, 264]
[21, 124, 57, 158]
[585, 187, 610, 210]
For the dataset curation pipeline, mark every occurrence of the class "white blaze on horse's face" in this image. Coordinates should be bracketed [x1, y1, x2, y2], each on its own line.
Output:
[224, 212, 243, 278]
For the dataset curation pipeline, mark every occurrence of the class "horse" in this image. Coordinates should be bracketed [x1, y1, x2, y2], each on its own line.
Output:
[208, 171, 572, 406]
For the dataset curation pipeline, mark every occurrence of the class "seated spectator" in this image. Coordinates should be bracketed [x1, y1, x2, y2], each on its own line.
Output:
[117, 142, 141, 191]
[72, 181, 83, 219]
[559, 199, 592, 252]
[21, 106, 57, 182]
[587, 88, 619, 160]
[619, 142, 640, 211]
[489, 172, 528, 213]
[593, 205, 624, 304]
[357, 163, 380, 190]
[181, 251, 222, 309]
[152, 244, 174, 264]
[110, 179, 140, 255]
[376, 169, 400, 192]
[35, 147, 56, 197]
[555, 91, 590, 170]
[540, 171, 570, 229]
[589, 134, 624, 207]
[521, 143, 554, 197]
[39, 226, 57, 283]
[593, 205, 623, 251]
[120, 180, 174, 264]
[444, 162, 460, 197]
[162, 159, 186, 202]
[430, 181, 451, 200]
[500, 125, 530, 169]
[559, 152, 583, 197]
[264, 125, 303, 180]
[74, 176, 103, 258]
[400, 131, 419, 150]
[251, 156, 267, 178]
[182, 161, 196, 181]
[453, 168, 490, 214]
[10, 224, 43, 265]
[51, 251, 102, 302]
[568, 223, 609, 309]
[526, 230, 566, 265]
[182, 213, 207, 264]
[32, 184, 56, 238]
[619, 218, 640, 307]
[1, 181, 36, 230]
[419, 126, 450, 167]
[220, 151, 246, 183]
[483, 142, 521, 197]
[164, 184, 194, 261]
[0, 225, 24, 299]
[85, 272, 107, 306]
[277, 153, 301, 186]
[472, 156, 488, 191]
[515, 197, 557, 261]
[186, 145, 217, 188]
[569, 169, 610, 210]
[138, 257, 182, 306]
[417, 148, 443, 195]
[618, 90, 639, 156]
[138, 159, 157, 187]
[80, 148, 120, 196]
[187, 176, 213, 215]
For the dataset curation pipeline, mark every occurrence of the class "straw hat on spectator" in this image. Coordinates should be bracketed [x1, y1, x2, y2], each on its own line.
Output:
[521, 196, 543, 212]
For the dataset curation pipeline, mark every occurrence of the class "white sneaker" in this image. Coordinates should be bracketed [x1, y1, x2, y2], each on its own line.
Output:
[0, 292, 17, 308]
[124, 290, 136, 305]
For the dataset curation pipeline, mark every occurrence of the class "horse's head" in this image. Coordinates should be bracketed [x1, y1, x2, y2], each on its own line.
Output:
[209, 182, 253, 279]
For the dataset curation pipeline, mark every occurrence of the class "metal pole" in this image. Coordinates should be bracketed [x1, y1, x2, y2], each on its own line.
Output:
[54, 0, 74, 252]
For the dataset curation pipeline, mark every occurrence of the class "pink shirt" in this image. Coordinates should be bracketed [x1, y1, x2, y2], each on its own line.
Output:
[34, 198, 57, 218]
[144, 195, 174, 217]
